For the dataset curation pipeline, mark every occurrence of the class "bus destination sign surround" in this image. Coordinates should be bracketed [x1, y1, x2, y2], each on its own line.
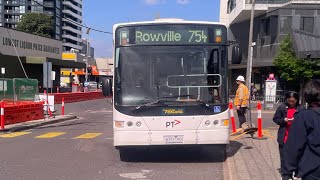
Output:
[118, 25, 225, 45]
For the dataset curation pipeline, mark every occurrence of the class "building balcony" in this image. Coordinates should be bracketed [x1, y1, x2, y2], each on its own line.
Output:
[62, 34, 82, 44]
[62, 24, 82, 35]
[62, 1, 82, 13]
[4, 18, 20, 23]
[62, 9, 82, 20]
[3, 9, 23, 14]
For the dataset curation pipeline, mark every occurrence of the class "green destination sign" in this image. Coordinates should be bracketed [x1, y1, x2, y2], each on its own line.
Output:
[117, 25, 226, 45]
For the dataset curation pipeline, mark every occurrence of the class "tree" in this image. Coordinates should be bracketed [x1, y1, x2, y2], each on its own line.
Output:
[16, 13, 53, 38]
[274, 34, 320, 101]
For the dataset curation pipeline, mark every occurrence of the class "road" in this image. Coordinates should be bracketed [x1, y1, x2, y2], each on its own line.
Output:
[0, 99, 229, 180]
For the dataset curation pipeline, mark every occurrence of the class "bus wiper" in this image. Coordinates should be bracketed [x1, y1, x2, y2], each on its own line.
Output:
[134, 99, 163, 110]
[163, 95, 211, 109]
[134, 95, 192, 111]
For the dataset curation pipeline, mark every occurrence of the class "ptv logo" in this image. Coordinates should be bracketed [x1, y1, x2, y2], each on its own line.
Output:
[166, 120, 181, 128]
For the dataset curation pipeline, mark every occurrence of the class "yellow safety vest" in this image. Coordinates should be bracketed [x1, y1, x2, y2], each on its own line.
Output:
[234, 83, 249, 107]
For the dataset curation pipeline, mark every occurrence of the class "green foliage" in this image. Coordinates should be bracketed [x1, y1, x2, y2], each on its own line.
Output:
[16, 13, 53, 38]
[274, 34, 320, 82]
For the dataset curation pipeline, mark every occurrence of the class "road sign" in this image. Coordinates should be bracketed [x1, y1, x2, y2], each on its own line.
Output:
[43, 62, 52, 88]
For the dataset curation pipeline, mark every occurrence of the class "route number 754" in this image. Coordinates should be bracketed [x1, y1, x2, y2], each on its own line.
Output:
[188, 30, 208, 43]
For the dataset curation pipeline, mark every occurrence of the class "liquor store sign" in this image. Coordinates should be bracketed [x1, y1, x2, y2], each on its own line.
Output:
[0, 27, 62, 59]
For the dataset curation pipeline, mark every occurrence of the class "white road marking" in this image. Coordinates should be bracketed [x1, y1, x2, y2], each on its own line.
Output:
[119, 170, 152, 180]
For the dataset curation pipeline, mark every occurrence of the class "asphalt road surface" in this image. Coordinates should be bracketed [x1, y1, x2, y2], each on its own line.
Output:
[0, 99, 229, 180]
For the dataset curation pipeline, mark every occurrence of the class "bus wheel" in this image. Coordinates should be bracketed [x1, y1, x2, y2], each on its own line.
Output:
[203, 145, 227, 162]
[119, 148, 131, 162]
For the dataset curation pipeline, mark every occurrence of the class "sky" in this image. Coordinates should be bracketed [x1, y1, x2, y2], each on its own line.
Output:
[83, 0, 221, 58]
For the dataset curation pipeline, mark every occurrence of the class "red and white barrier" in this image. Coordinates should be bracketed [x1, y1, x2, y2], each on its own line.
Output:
[61, 97, 65, 115]
[257, 101, 263, 138]
[1, 101, 4, 130]
[229, 101, 236, 133]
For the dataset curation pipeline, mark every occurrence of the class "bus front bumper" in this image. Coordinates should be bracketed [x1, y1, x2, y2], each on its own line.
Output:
[114, 129, 229, 146]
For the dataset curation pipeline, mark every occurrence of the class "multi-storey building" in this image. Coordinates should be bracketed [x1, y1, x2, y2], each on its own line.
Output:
[220, 0, 320, 93]
[61, 0, 83, 52]
[0, 0, 83, 52]
[0, 0, 62, 40]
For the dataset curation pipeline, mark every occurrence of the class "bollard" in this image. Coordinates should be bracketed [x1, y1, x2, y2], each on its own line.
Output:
[62, 97, 65, 115]
[229, 102, 236, 133]
[257, 101, 263, 138]
[1, 101, 4, 130]
[44, 90, 52, 118]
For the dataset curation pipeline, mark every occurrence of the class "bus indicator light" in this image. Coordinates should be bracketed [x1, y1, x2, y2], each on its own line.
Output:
[115, 121, 125, 128]
[215, 36, 222, 43]
[223, 119, 229, 126]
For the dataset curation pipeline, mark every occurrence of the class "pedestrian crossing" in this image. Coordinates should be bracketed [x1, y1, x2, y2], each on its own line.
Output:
[0, 131, 107, 139]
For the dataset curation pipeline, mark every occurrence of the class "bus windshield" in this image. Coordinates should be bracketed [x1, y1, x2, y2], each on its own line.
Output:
[114, 46, 227, 106]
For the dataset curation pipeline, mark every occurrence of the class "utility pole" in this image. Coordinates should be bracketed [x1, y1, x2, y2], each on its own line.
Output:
[246, 0, 255, 88]
[85, 28, 91, 82]
[246, 0, 256, 128]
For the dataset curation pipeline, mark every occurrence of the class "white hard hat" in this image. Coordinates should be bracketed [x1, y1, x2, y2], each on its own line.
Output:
[236, 75, 245, 82]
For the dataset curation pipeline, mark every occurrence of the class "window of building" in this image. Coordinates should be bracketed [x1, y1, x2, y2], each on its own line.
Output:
[300, 17, 314, 33]
[279, 16, 292, 34]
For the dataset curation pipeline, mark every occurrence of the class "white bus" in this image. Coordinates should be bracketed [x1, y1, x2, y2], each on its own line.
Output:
[103, 19, 230, 161]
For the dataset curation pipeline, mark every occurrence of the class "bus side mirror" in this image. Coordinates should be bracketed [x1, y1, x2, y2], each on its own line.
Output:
[102, 79, 112, 97]
[231, 46, 242, 64]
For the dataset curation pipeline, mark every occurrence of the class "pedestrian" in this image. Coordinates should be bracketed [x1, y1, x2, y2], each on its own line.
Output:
[234, 75, 249, 129]
[272, 91, 302, 179]
[283, 79, 320, 180]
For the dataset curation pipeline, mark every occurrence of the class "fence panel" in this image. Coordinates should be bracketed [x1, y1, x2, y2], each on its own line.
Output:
[0, 78, 14, 101]
[14, 78, 39, 101]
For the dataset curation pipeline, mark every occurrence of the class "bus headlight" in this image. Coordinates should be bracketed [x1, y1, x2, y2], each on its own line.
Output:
[115, 121, 124, 128]
[127, 121, 133, 127]
[205, 120, 211, 126]
[213, 120, 220, 126]
[136, 121, 142, 127]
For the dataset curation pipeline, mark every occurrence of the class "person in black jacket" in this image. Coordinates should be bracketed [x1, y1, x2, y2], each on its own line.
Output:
[284, 79, 320, 180]
[273, 91, 302, 179]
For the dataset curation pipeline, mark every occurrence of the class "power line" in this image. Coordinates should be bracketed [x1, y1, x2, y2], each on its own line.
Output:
[31, 0, 113, 34]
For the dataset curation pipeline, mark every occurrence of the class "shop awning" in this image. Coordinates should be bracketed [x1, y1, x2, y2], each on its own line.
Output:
[74, 66, 99, 76]
[26, 57, 86, 68]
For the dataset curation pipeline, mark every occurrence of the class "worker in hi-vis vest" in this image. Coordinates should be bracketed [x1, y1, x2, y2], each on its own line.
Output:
[234, 75, 249, 129]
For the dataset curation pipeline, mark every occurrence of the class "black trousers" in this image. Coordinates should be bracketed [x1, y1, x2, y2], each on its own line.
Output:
[279, 144, 291, 178]
[237, 107, 246, 127]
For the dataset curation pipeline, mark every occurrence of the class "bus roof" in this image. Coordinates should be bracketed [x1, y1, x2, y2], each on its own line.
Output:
[113, 19, 226, 32]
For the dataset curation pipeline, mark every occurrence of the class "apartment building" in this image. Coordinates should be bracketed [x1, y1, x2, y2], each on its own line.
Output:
[62, 0, 83, 52]
[0, 0, 83, 52]
[0, 0, 62, 40]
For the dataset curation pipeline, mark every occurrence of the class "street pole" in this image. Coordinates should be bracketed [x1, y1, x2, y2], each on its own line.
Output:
[246, 0, 255, 128]
[246, 0, 255, 88]
[85, 28, 91, 83]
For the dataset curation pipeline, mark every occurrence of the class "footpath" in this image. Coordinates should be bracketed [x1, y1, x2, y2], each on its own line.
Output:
[225, 109, 301, 180]
[225, 128, 283, 180]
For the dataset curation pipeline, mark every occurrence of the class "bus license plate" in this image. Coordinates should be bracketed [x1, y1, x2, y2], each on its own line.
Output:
[164, 135, 184, 144]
